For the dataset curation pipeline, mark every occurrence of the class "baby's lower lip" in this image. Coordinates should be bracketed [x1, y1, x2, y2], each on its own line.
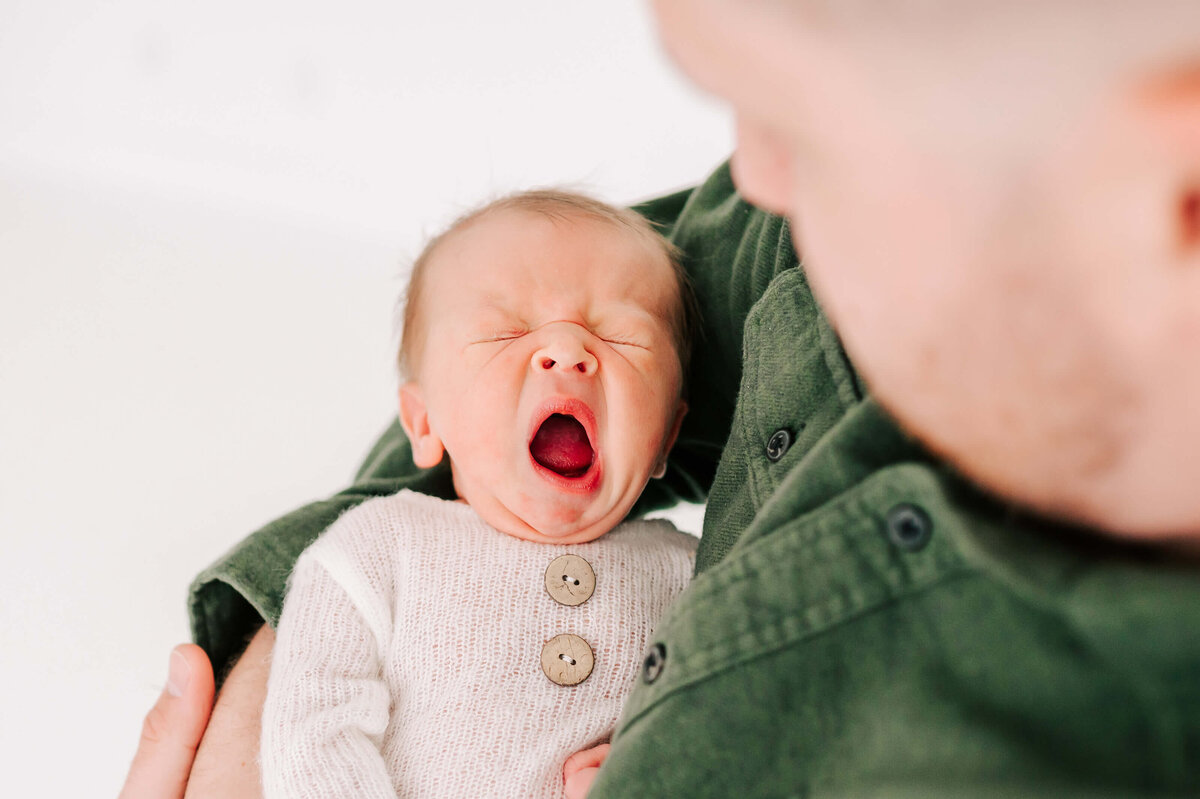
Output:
[528, 456, 602, 494]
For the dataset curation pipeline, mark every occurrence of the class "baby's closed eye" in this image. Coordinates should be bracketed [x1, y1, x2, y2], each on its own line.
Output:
[471, 329, 528, 344]
[600, 336, 648, 349]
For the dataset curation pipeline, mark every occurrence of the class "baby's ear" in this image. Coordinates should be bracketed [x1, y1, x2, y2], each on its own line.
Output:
[651, 401, 688, 480]
[398, 382, 445, 469]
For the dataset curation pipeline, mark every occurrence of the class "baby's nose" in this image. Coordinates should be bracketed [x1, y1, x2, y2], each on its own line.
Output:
[532, 329, 598, 376]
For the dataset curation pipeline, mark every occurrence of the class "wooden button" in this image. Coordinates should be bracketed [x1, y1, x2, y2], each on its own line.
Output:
[541, 634, 594, 686]
[544, 554, 596, 606]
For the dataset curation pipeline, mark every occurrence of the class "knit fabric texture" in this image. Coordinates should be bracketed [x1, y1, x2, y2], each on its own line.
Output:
[261, 490, 696, 798]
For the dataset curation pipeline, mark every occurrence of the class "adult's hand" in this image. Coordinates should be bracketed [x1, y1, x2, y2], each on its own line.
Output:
[119, 644, 215, 799]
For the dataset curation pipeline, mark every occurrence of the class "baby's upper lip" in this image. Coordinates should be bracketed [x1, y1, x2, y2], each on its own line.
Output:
[527, 396, 598, 452]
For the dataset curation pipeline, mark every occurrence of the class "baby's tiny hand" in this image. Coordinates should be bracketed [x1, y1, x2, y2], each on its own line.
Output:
[562, 742, 611, 799]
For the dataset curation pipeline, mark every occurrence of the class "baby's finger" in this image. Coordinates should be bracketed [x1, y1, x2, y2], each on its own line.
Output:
[563, 742, 611, 776]
[564, 765, 601, 799]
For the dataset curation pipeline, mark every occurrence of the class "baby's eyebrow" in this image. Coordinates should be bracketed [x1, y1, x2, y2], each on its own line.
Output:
[596, 302, 666, 327]
[473, 290, 511, 307]
[459, 295, 515, 319]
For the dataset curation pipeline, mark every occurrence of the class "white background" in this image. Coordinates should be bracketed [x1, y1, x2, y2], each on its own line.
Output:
[0, 1, 728, 793]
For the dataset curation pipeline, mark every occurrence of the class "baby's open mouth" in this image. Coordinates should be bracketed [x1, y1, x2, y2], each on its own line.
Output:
[529, 413, 595, 478]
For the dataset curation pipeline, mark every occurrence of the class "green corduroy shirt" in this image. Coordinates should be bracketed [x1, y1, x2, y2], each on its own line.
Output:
[190, 162, 1200, 796]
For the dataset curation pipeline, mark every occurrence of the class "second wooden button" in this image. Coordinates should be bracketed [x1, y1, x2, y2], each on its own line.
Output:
[541, 634, 594, 686]
[544, 554, 596, 606]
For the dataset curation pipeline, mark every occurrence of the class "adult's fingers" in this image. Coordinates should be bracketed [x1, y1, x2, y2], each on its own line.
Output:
[118, 644, 216, 799]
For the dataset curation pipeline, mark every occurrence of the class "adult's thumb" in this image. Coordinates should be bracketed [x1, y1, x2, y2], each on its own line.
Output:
[119, 644, 215, 799]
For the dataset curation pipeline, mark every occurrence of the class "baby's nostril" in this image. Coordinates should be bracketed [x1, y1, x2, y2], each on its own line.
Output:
[541, 358, 555, 369]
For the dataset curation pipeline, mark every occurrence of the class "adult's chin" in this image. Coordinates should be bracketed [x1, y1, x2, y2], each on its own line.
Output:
[897, 393, 1196, 542]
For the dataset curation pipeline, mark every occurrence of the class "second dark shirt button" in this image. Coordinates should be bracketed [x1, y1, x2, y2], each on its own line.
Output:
[642, 642, 667, 684]
[766, 428, 792, 462]
[886, 503, 934, 552]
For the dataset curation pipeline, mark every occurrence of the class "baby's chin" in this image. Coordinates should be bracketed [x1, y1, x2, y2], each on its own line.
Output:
[476, 495, 626, 545]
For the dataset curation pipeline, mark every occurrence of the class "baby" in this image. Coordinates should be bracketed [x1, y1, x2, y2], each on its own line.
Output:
[260, 190, 698, 798]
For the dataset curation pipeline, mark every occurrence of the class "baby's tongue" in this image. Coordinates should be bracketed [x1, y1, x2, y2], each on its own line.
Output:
[530, 414, 594, 477]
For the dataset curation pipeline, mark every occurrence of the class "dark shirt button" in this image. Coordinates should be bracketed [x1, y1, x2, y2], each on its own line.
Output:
[886, 503, 933, 552]
[766, 428, 792, 462]
[642, 642, 667, 684]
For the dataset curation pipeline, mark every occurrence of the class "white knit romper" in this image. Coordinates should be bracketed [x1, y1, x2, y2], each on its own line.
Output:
[262, 490, 696, 798]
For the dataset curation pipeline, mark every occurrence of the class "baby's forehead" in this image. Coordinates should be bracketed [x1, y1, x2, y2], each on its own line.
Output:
[429, 207, 678, 297]
[450, 204, 661, 253]
[399, 202, 692, 378]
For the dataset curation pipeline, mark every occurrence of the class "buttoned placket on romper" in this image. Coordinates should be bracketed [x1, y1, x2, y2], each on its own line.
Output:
[541, 554, 596, 686]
